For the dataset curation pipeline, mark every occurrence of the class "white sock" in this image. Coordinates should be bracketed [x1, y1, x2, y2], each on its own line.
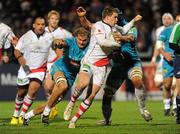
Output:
[163, 98, 171, 110]
[24, 110, 35, 119]
[43, 106, 51, 116]
[135, 87, 146, 113]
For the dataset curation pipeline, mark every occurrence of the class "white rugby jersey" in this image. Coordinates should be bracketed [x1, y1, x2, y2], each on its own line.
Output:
[83, 21, 132, 66]
[82, 21, 113, 66]
[0, 23, 15, 49]
[15, 30, 53, 70]
[45, 27, 72, 63]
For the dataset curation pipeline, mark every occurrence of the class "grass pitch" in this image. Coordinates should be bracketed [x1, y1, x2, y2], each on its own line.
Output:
[0, 100, 180, 134]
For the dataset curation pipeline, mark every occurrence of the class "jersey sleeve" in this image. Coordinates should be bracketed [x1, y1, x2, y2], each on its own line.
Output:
[93, 23, 106, 44]
[15, 35, 25, 53]
[169, 23, 180, 45]
[3, 29, 15, 49]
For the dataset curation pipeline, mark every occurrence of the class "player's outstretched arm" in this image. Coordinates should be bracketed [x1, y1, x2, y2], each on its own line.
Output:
[52, 39, 67, 50]
[76, 7, 93, 30]
[113, 32, 134, 43]
[116, 15, 142, 35]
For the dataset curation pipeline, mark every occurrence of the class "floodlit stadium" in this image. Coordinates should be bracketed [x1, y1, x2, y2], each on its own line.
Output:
[0, 0, 180, 134]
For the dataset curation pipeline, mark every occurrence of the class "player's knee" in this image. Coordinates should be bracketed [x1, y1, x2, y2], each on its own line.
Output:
[163, 79, 172, 91]
[54, 76, 68, 88]
[163, 81, 171, 91]
[17, 90, 26, 98]
[104, 85, 117, 97]
[77, 80, 89, 90]
[131, 77, 143, 89]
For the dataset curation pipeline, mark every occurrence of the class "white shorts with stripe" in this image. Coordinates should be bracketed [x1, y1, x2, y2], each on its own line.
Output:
[80, 60, 111, 86]
[17, 67, 30, 86]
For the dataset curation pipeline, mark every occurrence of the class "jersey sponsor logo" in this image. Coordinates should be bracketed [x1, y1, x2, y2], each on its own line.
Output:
[69, 60, 80, 67]
[30, 50, 48, 53]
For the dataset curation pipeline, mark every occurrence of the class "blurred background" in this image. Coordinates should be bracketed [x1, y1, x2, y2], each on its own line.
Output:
[0, 0, 179, 101]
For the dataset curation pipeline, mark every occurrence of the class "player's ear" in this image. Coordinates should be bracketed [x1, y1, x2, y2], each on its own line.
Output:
[33, 24, 35, 29]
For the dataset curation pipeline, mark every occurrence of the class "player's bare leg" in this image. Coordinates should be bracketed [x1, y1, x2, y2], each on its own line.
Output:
[132, 76, 152, 121]
[42, 72, 68, 125]
[69, 84, 100, 128]
[64, 72, 90, 121]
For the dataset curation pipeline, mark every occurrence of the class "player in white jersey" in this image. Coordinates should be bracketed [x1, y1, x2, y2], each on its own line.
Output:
[63, 7, 142, 128]
[10, 17, 54, 124]
[0, 22, 16, 63]
[43, 10, 72, 119]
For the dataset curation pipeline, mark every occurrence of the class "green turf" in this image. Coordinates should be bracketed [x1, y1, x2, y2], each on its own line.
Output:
[0, 100, 180, 134]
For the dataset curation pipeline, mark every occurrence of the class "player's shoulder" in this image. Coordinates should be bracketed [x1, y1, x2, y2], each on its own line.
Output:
[24, 30, 34, 36]
[156, 26, 165, 33]
[94, 21, 104, 27]
[173, 23, 180, 29]
[65, 36, 75, 44]
[45, 27, 50, 32]
[58, 27, 71, 33]
[0, 23, 11, 29]
[0, 23, 12, 32]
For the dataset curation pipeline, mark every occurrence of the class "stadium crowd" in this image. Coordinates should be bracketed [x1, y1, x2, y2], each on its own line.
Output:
[0, 0, 179, 60]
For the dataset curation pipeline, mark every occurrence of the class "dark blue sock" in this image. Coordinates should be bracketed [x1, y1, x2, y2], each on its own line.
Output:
[102, 95, 112, 122]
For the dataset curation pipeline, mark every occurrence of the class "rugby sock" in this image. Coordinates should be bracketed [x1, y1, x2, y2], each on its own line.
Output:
[69, 88, 83, 107]
[20, 94, 33, 116]
[13, 94, 23, 117]
[24, 110, 34, 119]
[43, 106, 51, 116]
[71, 99, 91, 123]
[135, 87, 146, 113]
[176, 96, 180, 118]
[102, 95, 112, 122]
[163, 98, 171, 110]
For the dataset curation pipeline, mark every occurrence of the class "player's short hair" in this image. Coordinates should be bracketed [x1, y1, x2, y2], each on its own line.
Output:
[33, 17, 45, 24]
[47, 10, 60, 20]
[102, 7, 120, 19]
[73, 27, 90, 39]
[162, 12, 174, 24]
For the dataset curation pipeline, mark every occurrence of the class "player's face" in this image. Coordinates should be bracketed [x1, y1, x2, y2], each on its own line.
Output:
[162, 16, 173, 27]
[48, 14, 59, 28]
[175, 15, 180, 23]
[76, 34, 88, 49]
[107, 12, 118, 27]
[33, 18, 45, 35]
